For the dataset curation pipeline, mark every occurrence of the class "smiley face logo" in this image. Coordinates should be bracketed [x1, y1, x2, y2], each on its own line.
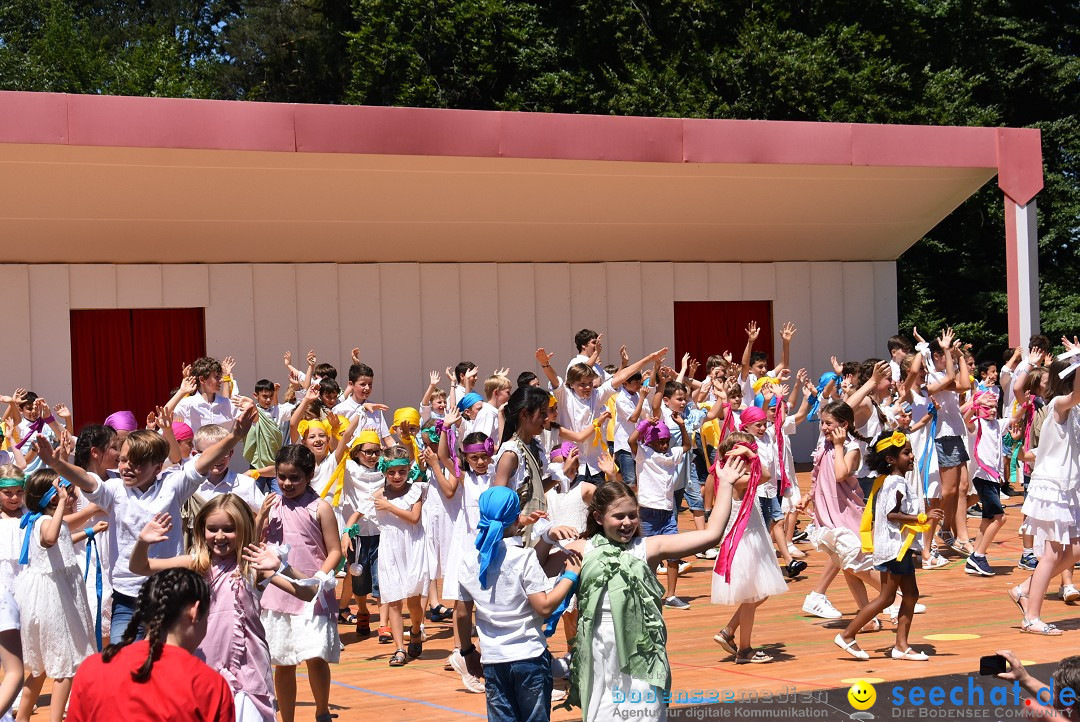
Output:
[847, 680, 876, 710]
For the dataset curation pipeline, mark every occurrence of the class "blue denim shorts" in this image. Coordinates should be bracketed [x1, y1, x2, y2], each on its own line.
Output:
[484, 650, 552, 722]
[935, 435, 970, 468]
[640, 506, 678, 537]
[350, 533, 380, 599]
[758, 495, 784, 524]
[614, 449, 637, 485]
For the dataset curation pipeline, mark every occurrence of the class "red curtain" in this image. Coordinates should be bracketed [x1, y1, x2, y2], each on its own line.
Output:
[673, 301, 774, 373]
[70, 309, 205, 433]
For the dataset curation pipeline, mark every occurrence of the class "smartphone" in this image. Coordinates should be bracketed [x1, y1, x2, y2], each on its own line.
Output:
[979, 654, 1007, 676]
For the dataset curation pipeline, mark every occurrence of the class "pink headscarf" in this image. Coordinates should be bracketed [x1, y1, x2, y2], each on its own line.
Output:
[636, 418, 670, 446]
[104, 410, 137, 432]
[171, 421, 194, 441]
[971, 390, 1000, 480]
[738, 406, 766, 430]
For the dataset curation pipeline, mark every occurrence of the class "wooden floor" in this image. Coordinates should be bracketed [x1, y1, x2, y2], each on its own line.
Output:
[29, 472, 1080, 720]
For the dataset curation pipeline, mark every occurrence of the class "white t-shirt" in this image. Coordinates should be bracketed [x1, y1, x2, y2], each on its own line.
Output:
[0, 587, 17, 632]
[554, 380, 617, 474]
[872, 473, 921, 565]
[194, 470, 265, 512]
[613, 388, 640, 454]
[634, 445, 685, 511]
[345, 461, 384, 536]
[467, 402, 500, 442]
[85, 463, 205, 597]
[565, 354, 609, 381]
[738, 373, 759, 409]
[457, 539, 551, 664]
[971, 418, 1003, 481]
[754, 434, 778, 499]
[174, 393, 240, 433]
[332, 397, 390, 439]
[926, 367, 965, 438]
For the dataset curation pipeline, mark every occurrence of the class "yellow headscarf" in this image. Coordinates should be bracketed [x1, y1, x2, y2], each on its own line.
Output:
[321, 430, 384, 507]
[297, 419, 332, 440]
[392, 407, 423, 463]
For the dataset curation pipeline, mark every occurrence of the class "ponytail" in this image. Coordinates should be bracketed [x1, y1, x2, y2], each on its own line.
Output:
[102, 569, 210, 682]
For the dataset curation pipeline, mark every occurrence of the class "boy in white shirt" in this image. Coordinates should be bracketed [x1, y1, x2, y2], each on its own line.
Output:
[191, 424, 265, 512]
[963, 391, 1007, 577]
[34, 405, 255, 643]
[565, 329, 610, 382]
[631, 415, 690, 609]
[169, 356, 241, 434]
[612, 372, 646, 484]
[333, 362, 393, 445]
[453, 486, 579, 715]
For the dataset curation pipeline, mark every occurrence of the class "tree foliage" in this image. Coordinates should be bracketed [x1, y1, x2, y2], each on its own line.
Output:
[2, 0, 1077, 354]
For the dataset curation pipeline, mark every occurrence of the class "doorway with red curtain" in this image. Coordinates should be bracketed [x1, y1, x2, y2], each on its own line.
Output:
[673, 301, 774, 372]
[70, 309, 206, 433]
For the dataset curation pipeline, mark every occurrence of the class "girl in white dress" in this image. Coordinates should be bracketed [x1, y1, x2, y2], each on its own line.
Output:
[374, 446, 428, 666]
[14, 469, 106, 722]
[541, 461, 743, 721]
[545, 442, 596, 650]
[710, 432, 788, 664]
[1009, 344, 1080, 635]
[0, 587, 21, 722]
[417, 419, 461, 624]
[0, 466, 25, 594]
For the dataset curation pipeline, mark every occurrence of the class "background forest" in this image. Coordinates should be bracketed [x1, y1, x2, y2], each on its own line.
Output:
[3, 0, 1077, 354]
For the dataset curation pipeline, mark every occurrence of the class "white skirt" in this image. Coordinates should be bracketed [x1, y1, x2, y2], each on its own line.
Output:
[711, 499, 788, 606]
[780, 482, 802, 514]
[1020, 480, 1080, 549]
[586, 610, 665, 722]
[261, 609, 340, 666]
[235, 691, 272, 722]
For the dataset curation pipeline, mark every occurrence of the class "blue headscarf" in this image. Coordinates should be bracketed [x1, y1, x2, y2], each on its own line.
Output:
[475, 486, 521, 589]
[457, 392, 484, 414]
[808, 372, 840, 421]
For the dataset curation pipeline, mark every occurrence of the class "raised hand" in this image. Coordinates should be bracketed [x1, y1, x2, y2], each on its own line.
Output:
[139, 513, 173, 544]
[535, 348, 555, 367]
[780, 322, 797, 342]
[494, 367, 510, 378]
[53, 403, 71, 420]
[221, 356, 236, 376]
[830, 355, 843, 374]
[938, 327, 954, 351]
[443, 407, 462, 426]
[688, 358, 700, 378]
[351, 347, 362, 365]
[429, 370, 441, 386]
[57, 430, 76, 459]
[306, 349, 317, 367]
[717, 457, 747, 487]
[912, 326, 925, 344]
[283, 350, 292, 368]
[31, 439, 56, 466]
[872, 360, 890, 382]
[445, 365, 454, 380]
[179, 375, 197, 395]
[619, 345, 629, 366]
[156, 405, 173, 427]
[745, 321, 760, 342]
[242, 543, 282, 573]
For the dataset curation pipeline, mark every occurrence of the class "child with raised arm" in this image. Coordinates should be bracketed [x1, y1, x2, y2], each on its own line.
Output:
[332, 363, 393, 445]
[170, 357, 242, 433]
[963, 390, 1007, 576]
[34, 405, 256, 643]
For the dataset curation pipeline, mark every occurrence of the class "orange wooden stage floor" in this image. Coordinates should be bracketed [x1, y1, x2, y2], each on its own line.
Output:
[31, 472, 1080, 720]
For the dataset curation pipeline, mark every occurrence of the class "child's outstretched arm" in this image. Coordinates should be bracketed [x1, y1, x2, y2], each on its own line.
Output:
[1052, 336, 1080, 421]
[33, 439, 97, 494]
[527, 548, 582, 617]
[129, 513, 194, 575]
[333, 415, 360, 464]
[420, 370, 440, 409]
[372, 489, 422, 525]
[535, 348, 560, 388]
[193, 405, 256, 477]
[163, 375, 197, 417]
[243, 543, 317, 602]
[645, 457, 745, 566]
[740, 322, 759, 381]
[776, 322, 796, 375]
[610, 347, 668, 390]
[289, 384, 320, 442]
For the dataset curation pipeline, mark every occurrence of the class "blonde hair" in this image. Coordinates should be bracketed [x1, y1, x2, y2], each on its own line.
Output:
[190, 494, 256, 581]
[193, 423, 229, 450]
[565, 362, 596, 387]
[483, 375, 511, 399]
[381, 445, 411, 464]
[0, 464, 24, 483]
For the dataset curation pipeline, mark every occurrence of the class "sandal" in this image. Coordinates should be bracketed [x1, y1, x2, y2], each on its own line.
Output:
[378, 626, 393, 644]
[407, 637, 423, 659]
[338, 610, 357, 625]
[1022, 618, 1063, 636]
[860, 618, 882, 633]
[891, 647, 929, 661]
[735, 648, 773, 664]
[389, 649, 408, 666]
[834, 634, 869, 660]
[713, 628, 737, 656]
[1008, 586, 1029, 618]
[951, 540, 975, 555]
[426, 604, 454, 622]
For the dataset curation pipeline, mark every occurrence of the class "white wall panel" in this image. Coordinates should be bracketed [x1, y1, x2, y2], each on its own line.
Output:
[205, 265, 256, 390]
[604, 263, 643, 358]
[533, 264, 572, 368]
[29, 265, 72, 406]
[640, 263, 675, 358]
[873, 262, 899, 343]
[116, 265, 163, 308]
[419, 264, 462, 384]
[378, 264, 423, 408]
[673, 263, 707, 301]
[295, 264, 340, 375]
[842, 263, 877, 361]
[773, 262, 815, 459]
[707, 263, 743, 301]
[0, 265, 31, 389]
[568, 264, 607, 357]
[742, 264, 776, 302]
[809, 263, 845, 384]
[162, 264, 209, 308]
[250, 266, 298, 384]
[337, 264, 384, 378]
[458, 264, 500, 375]
[69, 265, 116, 309]
[497, 265, 537, 380]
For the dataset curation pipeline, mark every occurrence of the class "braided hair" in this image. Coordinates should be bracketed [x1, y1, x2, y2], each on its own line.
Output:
[73, 424, 117, 471]
[101, 568, 210, 682]
[820, 401, 872, 443]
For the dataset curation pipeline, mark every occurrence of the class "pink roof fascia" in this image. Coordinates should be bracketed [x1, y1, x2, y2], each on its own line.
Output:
[0, 91, 1042, 199]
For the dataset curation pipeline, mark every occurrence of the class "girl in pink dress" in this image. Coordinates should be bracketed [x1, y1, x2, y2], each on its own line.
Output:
[129, 494, 318, 722]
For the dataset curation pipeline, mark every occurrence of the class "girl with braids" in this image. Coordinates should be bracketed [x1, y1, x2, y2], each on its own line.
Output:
[835, 432, 943, 661]
[129, 496, 316, 721]
[13, 469, 104, 722]
[255, 444, 341, 722]
[66, 568, 235, 722]
[539, 466, 743, 721]
[374, 445, 428, 667]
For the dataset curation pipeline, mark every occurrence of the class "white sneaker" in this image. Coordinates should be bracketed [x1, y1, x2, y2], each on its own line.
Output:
[787, 544, 806, 558]
[550, 687, 568, 703]
[802, 592, 842, 619]
[449, 650, 486, 694]
[884, 601, 927, 617]
[1062, 585, 1080, 603]
[656, 564, 668, 575]
[678, 561, 694, 576]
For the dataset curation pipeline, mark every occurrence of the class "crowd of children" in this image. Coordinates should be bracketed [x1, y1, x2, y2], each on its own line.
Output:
[0, 321, 1077, 722]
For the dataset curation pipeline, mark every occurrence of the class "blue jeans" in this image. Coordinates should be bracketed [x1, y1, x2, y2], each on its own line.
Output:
[614, 449, 637, 485]
[484, 650, 553, 722]
[574, 467, 605, 485]
[110, 591, 142, 644]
